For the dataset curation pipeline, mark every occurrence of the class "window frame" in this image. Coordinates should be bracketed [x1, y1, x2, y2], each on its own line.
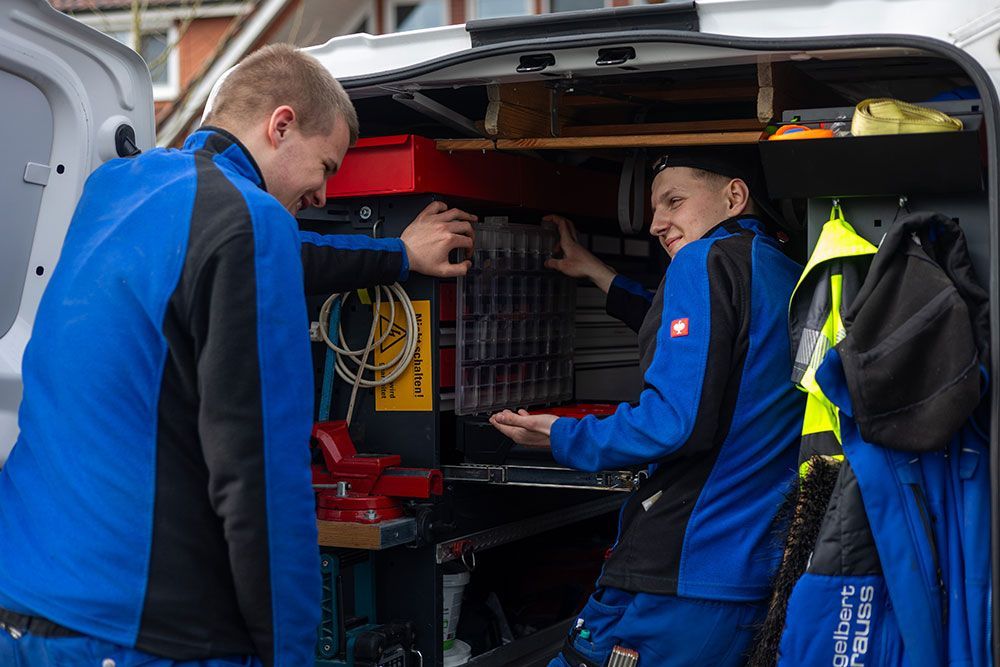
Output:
[541, 0, 615, 11]
[384, 0, 451, 33]
[105, 25, 180, 102]
[465, 0, 535, 20]
[69, 6, 250, 102]
[90, 21, 180, 101]
[144, 27, 181, 101]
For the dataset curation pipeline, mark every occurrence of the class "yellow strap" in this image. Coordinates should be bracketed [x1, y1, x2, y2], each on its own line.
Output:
[852, 98, 963, 136]
[829, 273, 845, 346]
[830, 201, 845, 223]
[357, 289, 372, 305]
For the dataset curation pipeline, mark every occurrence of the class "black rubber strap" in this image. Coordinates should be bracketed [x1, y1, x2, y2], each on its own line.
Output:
[616, 108, 650, 236]
[617, 149, 647, 235]
[0, 606, 80, 638]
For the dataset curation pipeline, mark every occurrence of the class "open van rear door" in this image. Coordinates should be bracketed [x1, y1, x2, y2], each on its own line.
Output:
[0, 0, 154, 463]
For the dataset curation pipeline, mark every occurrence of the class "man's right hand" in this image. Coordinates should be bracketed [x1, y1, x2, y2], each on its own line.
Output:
[401, 201, 477, 278]
[543, 214, 617, 293]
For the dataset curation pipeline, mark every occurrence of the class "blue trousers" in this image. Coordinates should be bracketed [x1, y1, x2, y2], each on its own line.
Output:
[0, 626, 261, 667]
[549, 587, 765, 667]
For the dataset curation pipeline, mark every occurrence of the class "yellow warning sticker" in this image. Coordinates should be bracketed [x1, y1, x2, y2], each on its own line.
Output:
[375, 299, 432, 411]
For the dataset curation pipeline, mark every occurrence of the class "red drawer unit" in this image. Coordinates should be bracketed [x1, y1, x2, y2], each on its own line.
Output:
[439, 347, 455, 390]
[438, 282, 456, 323]
[326, 135, 618, 219]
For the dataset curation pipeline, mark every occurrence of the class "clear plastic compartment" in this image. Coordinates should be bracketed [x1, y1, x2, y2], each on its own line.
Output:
[455, 220, 575, 415]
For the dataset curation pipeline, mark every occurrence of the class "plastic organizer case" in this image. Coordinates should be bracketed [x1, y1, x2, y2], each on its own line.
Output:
[455, 220, 575, 415]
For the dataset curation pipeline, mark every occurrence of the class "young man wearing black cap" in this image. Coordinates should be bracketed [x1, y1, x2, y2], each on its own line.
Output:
[492, 149, 804, 666]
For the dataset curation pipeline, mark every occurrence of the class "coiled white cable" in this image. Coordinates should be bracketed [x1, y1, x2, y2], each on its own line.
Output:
[318, 283, 418, 424]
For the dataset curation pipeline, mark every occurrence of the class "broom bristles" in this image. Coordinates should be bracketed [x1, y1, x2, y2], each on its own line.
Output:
[746, 455, 842, 667]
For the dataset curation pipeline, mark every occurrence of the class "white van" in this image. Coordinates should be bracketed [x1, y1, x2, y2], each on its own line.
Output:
[2, 1, 998, 664]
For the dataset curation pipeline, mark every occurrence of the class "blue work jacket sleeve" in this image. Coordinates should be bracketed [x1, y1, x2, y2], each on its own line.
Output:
[551, 242, 742, 471]
[605, 274, 654, 333]
[299, 231, 409, 295]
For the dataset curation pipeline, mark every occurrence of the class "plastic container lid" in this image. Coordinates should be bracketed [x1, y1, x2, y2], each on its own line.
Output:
[443, 639, 472, 666]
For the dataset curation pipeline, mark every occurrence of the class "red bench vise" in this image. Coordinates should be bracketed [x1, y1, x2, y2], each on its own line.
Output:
[311, 421, 443, 524]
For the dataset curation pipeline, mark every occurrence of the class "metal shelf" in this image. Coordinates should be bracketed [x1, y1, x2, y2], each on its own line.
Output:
[442, 463, 639, 491]
[436, 493, 624, 564]
[466, 618, 572, 666]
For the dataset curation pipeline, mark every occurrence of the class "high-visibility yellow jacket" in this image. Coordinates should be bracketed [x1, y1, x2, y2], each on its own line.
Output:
[787, 205, 877, 469]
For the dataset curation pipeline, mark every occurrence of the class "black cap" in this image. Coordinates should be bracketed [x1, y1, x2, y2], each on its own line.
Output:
[651, 146, 787, 231]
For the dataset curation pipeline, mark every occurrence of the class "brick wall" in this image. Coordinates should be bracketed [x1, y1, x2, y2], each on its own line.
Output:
[178, 16, 236, 88]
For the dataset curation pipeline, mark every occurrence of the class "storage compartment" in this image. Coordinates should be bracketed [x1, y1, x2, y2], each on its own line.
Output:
[452, 517, 613, 664]
[760, 100, 986, 198]
[303, 37, 996, 666]
[435, 489, 621, 666]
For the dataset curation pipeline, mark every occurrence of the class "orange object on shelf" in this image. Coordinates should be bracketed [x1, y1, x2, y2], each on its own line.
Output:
[769, 124, 835, 141]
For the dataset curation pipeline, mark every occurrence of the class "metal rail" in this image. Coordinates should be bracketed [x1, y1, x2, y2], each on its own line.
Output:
[436, 493, 624, 564]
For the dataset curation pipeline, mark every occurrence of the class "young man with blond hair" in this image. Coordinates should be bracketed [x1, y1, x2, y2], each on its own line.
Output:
[493, 149, 804, 666]
[0, 44, 474, 666]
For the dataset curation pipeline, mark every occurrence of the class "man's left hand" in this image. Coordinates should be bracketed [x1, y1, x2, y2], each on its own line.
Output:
[489, 410, 558, 448]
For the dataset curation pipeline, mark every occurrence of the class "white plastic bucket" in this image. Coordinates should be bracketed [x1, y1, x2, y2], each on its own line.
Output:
[443, 639, 472, 666]
[442, 569, 471, 651]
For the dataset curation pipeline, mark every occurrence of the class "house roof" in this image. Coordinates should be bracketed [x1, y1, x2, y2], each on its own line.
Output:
[51, 0, 233, 11]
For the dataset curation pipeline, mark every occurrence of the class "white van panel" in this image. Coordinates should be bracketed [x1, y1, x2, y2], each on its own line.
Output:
[0, 0, 154, 463]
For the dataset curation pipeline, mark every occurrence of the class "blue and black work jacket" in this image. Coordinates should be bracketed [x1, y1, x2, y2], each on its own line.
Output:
[0, 128, 408, 666]
[551, 216, 804, 601]
[778, 360, 991, 667]
[777, 213, 992, 667]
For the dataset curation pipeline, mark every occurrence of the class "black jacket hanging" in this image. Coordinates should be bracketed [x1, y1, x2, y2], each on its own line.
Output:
[835, 212, 989, 452]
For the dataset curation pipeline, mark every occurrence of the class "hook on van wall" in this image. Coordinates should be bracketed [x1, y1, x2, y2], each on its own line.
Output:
[892, 195, 910, 224]
[829, 198, 845, 222]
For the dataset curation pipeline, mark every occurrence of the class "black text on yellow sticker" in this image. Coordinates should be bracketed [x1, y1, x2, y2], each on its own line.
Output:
[375, 299, 432, 411]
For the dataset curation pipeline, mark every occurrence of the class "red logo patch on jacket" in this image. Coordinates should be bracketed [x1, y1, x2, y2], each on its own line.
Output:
[670, 318, 689, 338]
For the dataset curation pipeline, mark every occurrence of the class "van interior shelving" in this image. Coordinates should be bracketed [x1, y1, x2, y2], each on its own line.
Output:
[301, 39, 992, 666]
